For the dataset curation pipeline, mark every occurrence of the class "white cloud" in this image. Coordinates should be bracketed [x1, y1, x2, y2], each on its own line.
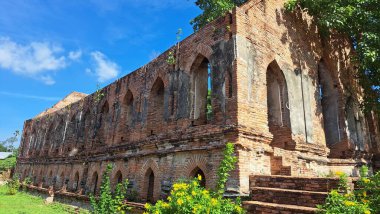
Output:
[90, 51, 120, 82]
[0, 37, 67, 84]
[39, 75, 55, 85]
[0, 91, 61, 101]
[68, 50, 82, 60]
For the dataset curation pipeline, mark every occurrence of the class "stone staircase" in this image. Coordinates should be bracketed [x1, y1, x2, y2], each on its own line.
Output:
[243, 175, 341, 214]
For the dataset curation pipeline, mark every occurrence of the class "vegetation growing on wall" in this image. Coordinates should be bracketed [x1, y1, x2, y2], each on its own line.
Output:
[190, 0, 248, 31]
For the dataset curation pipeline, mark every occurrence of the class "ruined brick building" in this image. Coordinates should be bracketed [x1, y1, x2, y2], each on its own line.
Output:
[16, 0, 380, 207]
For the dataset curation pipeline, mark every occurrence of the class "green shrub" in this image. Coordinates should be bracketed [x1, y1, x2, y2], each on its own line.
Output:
[356, 166, 380, 213]
[23, 176, 32, 185]
[90, 164, 131, 214]
[20, 176, 32, 191]
[145, 176, 244, 214]
[144, 143, 245, 214]
[0, 155, 16, 171]
[6, 176, 20, 195]
[317, 167, 380, 214]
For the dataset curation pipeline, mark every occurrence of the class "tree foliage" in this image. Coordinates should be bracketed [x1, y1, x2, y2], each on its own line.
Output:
[0, 130, 19, 152]
[285, 0, 380, 112]
[190, 0, 247, 31]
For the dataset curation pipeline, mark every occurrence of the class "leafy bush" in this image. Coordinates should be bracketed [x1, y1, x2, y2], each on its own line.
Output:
[23, 176, 32, 185]
[144, 143, 245, 214]
[356, 166, 380, 213]
[318, 167, 380, 214]
[6, 176, 20, 195]
[145, 176, 244, 214]
[90, 164, 131, 214]
[0, 155, 16, 171]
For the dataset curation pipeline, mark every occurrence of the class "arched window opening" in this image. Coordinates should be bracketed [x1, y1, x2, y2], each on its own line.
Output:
[23, 169, 27, 180]
[101, 101, 109, 114]
[366, 113, 376, 150]
[80, 109, 90, 141]
[318, 61, 341, 146]
[170, 92, 176, 116]
[70, 114, 77, 137]
[48, 170, 53, 186]
[124, 90, 134, 126]
[59, 172, 65, 189]
[45, 123, 54, 155]
[73, 172, 80, 191]
[346, 99, 365, 151]
[97, 101, 110, 143]
[115, 170, 123, 185]
[70, 114, 76, 127]
[92, 172, 99, 195]
[47, 119, 64, 156]
[38, 170, 43, 184]
[266, 61, 291, 148]
[147, 78, 165, 135]
[191, 55, 213, 125]
[145, 168, 155, 202]
[227, 71, 233, 98]
[191, 167, 206, 187]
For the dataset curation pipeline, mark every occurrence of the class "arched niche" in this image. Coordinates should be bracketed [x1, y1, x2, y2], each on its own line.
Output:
[318, 60, 341, 146]
[190, 167, 206, 187]
[124, 90, 134, 126]
[147, 77, 165, 135]
[266, 60, 292, 148]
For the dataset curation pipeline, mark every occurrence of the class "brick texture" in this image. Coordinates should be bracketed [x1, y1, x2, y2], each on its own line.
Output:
[16, 0, 380, 204]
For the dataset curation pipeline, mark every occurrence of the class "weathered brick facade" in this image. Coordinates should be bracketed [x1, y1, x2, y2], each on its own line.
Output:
[16, 0, 380, 203]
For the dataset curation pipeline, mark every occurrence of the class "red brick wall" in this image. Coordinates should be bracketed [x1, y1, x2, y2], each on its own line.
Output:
[16, 0, 380, 201]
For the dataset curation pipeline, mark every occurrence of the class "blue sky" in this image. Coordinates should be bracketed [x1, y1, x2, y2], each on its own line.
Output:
[0, 0, 201, 143]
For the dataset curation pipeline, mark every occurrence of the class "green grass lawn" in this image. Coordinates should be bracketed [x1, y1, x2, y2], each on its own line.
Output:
[0, 185, 89, 214]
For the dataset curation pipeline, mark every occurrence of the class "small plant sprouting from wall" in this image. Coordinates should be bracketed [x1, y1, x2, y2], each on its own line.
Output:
[94, 83, 105, 103]
[166, 50, 176, 65]
[166, 28, 183, 66]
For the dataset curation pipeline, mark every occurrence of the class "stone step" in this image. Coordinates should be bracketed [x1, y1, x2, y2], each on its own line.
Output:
[243, 200, 317, 214]
[251, 187, 327, 208]
[250, 175, 341, 192]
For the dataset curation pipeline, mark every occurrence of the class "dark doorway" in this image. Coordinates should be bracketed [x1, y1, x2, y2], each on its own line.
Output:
[92, 172, 99, 195]
[115, 170, 123, 184]
[147, 169, 155, 202]
[74, 172, 79, 191]
[191, 167, 206, 187]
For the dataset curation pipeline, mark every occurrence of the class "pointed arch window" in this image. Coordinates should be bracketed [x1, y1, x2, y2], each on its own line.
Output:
[191, 55, 213, 125]
[124, 90, 134, 126]
[147, 78, 165, 135]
